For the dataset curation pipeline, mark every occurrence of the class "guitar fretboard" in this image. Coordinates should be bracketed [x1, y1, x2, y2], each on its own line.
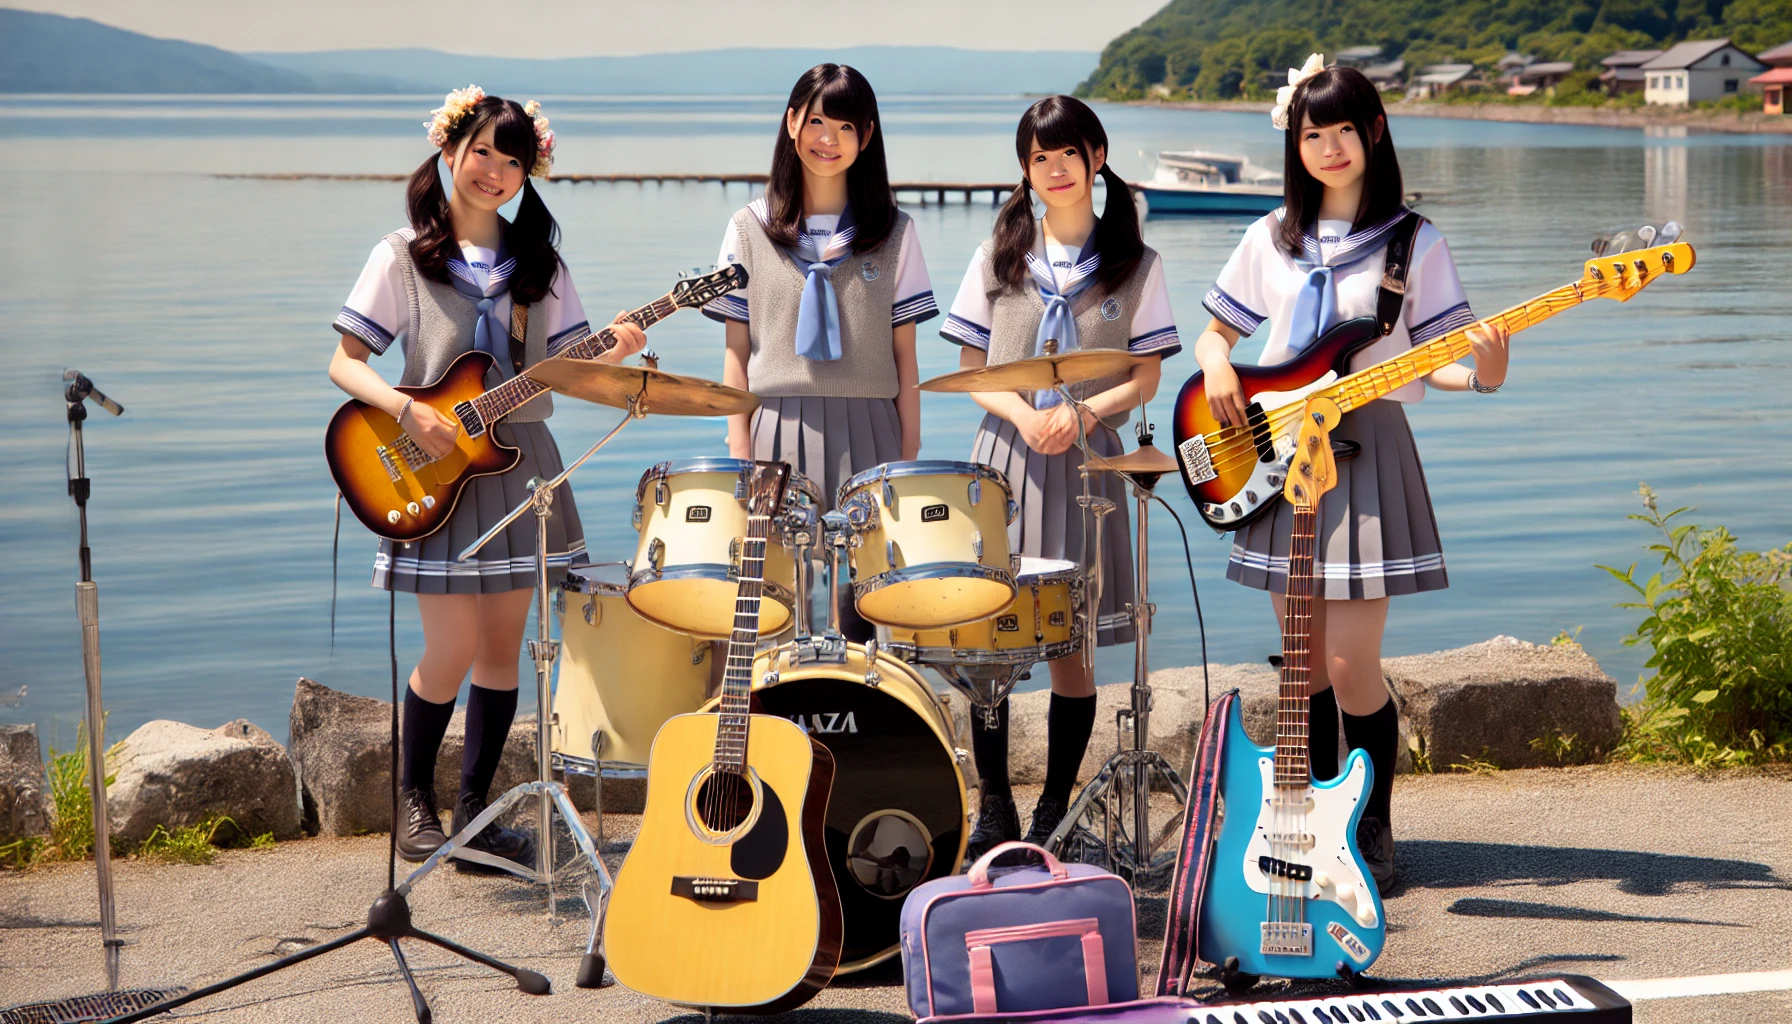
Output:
[468, 295, 678, 428]
[714, 516, 769, 772]
[1274, 502, 1316, 789]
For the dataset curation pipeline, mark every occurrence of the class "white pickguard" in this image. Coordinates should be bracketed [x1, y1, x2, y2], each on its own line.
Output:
[1240, 755, 1378, 928]
[1194, 372, 1340, 528]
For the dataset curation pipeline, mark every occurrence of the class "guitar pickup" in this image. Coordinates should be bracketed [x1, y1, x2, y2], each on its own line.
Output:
[671, 877, 758, 904]
[1261, 921, 1313, 957]
[375, 445, 402, 482]
[1245, 402, 1275, 462]
[451, 400, 487, 439]
[1258, 855, 1313, 881]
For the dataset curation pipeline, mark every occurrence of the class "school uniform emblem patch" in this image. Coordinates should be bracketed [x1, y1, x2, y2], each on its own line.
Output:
[861, 259, 881, 281]
[1100, 297, 1123, 321]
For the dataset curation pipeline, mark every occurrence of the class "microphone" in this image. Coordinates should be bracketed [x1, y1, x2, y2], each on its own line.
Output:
[63, 370, 125, 416]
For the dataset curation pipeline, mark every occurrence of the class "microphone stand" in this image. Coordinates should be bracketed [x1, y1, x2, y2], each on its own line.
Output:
[64, 372, 123, 990]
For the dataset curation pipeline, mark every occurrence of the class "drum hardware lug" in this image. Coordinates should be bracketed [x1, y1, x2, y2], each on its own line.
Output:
[631, 499, 644, 531]
[735, 469, 748, 501]
[551, 589, 565, 615]
[654, 479, 668, 506]
[881, 475, 896, 511]
[968, 478, 982, 506]
[646, 537, 666, 571]
[863, 639, 883, 686]
[690, 642, 708, 666]
[1006, 499, 1018, 526]
[885, 539, 897, 567]
[527, 638, 560, 664]
[1011, 553, 1022, 575]
[953, 747, 970, 766]
[762, 671, 780, 689]
[583, 596, 600, 628]
[729, 536, 742, 570]
[970, 530, 984, 561]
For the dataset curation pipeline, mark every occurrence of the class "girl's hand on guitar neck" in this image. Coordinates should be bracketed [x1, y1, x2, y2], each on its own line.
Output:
[402, 400, 461, 459]
[597, 310, 649, 363]
[1466, 320, 1510, 388]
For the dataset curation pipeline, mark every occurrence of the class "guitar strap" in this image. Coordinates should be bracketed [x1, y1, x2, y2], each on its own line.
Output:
[1374, 213, 1423, 337]
[508, 302, 530, 376]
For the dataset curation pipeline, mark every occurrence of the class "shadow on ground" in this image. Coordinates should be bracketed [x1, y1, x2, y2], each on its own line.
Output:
[1396, 840, 1788, 895]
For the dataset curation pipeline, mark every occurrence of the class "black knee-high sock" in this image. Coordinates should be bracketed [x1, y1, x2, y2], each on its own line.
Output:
[1309, 685, 1340, 783]
[460, 684, 519, 804]
[1342, 697, 1398, 825]
[401, 688, 456, 796]
[970, 699, 1012, 803]
[1042, 693, 1098, 805]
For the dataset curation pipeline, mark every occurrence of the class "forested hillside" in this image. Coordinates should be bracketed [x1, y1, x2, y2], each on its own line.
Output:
[1077, 0, 1792, 100]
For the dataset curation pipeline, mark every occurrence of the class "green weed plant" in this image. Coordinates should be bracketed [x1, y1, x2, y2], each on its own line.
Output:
[1600, 485, 1792, 766]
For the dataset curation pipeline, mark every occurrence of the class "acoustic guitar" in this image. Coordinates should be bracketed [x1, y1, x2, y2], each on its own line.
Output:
[1197, 395, 1386, 984]
[1172, 242, 1695, 530]
[603, 461, 843, 1013]
[325, 264, 746, 542]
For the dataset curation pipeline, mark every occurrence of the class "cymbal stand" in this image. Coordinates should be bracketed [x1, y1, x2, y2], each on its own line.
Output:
[1045, 407, 1188, 890]
[404, 394, 645, 989]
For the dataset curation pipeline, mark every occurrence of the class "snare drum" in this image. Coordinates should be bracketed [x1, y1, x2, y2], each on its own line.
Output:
[552, 563, 712, 768]
[836, 460, 1016, 631]
[626, 458, 822, 638]
[888, 557, 1085, 667]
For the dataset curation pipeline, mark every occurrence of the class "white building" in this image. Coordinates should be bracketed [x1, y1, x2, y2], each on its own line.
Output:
[1640, 39, 1767, 105]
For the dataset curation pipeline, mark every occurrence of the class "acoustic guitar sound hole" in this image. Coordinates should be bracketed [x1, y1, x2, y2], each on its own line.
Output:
[695, 769, 754, 833]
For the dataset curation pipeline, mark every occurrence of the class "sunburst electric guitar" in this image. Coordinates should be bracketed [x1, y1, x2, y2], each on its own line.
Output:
[1172, 242, 1695, 529]
[1198, 396, 1384, 983]
[325, 264, 746, 542]
[603, 461, 842, 1013]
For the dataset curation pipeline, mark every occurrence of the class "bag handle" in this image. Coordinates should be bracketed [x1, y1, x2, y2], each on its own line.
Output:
[968, 923, 1108, 1012]
[967, 841, 1069, 889]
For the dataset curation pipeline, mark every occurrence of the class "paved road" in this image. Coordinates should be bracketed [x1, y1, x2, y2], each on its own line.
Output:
[3, 765, 1789, 1022]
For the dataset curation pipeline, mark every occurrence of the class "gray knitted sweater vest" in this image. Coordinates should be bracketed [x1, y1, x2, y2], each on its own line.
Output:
[386, 231, 556, 422]
[728, 208, 907, 399]
[982, 243, 1161, 428]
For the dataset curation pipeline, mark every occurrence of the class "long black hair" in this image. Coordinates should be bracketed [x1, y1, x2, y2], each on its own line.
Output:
[764, 64, 897, 253]
[405, 94, 561, 305]
[1276, 66, 1404, 258]
[991, 95, 1141, 295]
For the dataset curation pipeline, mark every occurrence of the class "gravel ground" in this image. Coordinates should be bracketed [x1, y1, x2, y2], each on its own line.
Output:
[3, 765, 1789, 1023]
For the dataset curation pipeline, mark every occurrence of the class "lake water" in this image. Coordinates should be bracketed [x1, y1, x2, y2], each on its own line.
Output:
[2, 94, 1788, 752]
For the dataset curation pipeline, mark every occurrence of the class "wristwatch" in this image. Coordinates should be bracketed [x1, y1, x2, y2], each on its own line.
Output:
[1469, 371, 1502, 394]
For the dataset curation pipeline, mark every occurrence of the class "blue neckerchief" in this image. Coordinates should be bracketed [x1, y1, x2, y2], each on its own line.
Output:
[445, 245, 514, 364]
[1285, 208, 1412, 356]
[1024, 236, 1100, 409]
[793, 206, 857, 362]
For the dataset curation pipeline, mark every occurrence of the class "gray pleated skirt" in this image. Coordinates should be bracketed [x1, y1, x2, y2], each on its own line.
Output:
[970, 413, 1135, 647]
[373, 420, 587, 594]
[1227, 399, 1446, 600]
[751, 395, 904, 513]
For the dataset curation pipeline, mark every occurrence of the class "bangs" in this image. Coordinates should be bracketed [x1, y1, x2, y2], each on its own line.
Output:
[807, 67, 878, 135]
[480, 100, 539, 165]
[1019, 96, 1105, 163]
[1293, 68, 1383, 131]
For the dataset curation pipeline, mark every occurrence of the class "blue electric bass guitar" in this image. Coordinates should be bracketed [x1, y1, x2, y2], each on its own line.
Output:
[1197, 396, 1385, 986]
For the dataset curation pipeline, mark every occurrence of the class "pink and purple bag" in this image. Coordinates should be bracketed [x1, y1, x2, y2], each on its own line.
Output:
[901, 841, 1139, 1019]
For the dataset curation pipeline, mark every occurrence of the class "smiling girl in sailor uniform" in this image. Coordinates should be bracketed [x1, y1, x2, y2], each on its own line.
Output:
[328, 88, 646, 868]
[706, 64, 936, 643]
[1196, 61, 1509, 894]
[941, 95, 1179, 860]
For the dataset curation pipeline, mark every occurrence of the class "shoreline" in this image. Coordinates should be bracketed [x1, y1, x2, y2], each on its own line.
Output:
[1127, 97, 1792, 135]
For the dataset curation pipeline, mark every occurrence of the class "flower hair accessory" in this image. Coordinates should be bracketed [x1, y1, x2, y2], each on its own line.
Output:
[425, 85, 485, 147]
[1271, 53, 1327, 131]
[523, 99, 554, 177]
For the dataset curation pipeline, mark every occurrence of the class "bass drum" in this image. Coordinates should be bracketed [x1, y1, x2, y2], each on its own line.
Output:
[705, 642, 967, 972]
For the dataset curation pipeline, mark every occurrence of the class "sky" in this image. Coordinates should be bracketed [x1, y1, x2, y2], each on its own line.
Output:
[13, 0, 1167, 56]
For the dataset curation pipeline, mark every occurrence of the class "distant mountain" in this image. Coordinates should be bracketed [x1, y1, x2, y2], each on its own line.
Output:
[243, 46, 1099, 97]
[0, 8, 413, 93]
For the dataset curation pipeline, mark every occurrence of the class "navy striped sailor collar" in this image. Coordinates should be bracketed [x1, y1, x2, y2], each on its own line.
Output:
[1279, 206, 1415, 269]
[1024, 228, 1100, 293]
[446, 239, 515, 297]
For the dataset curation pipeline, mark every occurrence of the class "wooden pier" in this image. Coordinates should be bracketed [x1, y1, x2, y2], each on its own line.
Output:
[218, 171, 1034, 204]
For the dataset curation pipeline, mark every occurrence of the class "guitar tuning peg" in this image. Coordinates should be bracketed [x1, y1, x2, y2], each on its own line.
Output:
[1590, 234, 1612, 256]
[1658, 220, 1683, 243]
[1635, 224, 1657, 246]
[691, 266, 703, 277]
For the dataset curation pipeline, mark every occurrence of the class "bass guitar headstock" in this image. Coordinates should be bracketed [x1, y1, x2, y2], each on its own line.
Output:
[671, 264, 749, 309]
[1580, 242, 1695, 303]
[1285, 396, 1342, 511]
[746, 460, 791, 519]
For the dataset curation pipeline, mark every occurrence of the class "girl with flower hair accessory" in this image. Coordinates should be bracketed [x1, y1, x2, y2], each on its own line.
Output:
[704, 64, 937, 643]
[1195, 62, 1509, 894]
[329, 88, 646, 868]
[941, 95, 1181, 861]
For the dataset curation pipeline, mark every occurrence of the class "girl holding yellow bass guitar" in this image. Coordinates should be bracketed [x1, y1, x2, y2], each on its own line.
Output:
[327, 88, 646, 867]
[1192, 61, 1509, 894]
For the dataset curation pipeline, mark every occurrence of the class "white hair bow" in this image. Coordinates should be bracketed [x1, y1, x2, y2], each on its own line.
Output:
[1271, 53, 1327, 131]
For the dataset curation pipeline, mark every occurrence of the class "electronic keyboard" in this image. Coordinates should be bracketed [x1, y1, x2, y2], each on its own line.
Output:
[1195, 976, 1630, 1022]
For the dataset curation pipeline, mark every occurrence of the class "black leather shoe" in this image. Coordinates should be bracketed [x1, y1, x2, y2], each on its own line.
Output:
[1023, 795, 1069, 848]
[962, 791, 1020, 867]
[452, 792, 536, 872]
[1356, 816, 1395, 896]
[396, 787, 446, 863]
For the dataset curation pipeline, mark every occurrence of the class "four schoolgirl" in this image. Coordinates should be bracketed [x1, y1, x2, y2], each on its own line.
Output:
[340, 66, 1507, 887]
[328, 88, 645, 866]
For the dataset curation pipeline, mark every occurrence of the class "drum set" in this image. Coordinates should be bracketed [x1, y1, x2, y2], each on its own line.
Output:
[417, 342, 1191, 984]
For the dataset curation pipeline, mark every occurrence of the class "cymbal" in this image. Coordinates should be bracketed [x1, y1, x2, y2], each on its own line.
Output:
[1090, 444, 1178, 475]
[527, 357, 759, 417]
[919, 350, 1148, 394]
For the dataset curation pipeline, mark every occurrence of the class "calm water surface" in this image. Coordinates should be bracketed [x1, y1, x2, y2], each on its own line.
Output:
[2, 95, 1788, 749]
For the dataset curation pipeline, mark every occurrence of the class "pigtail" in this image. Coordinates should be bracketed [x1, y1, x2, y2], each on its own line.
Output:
[405, 152, 457, 285]
[990, 178, 1039, 290]
[506, 177, 562, 305]
[1091, 162, 1142, 294]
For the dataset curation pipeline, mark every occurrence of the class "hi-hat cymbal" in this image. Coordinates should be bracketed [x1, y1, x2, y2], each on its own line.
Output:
[1089, 444, 1178, 475]
[527, 357, 759, 417]
[919, 350, 1148, 394]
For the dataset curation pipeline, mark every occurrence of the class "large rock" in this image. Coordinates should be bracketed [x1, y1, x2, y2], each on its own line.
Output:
[107, 719, 302, 845]
[0, 724, 49, 844]
[288, 678, 559, 836]
[1382, 635, 1621, 770]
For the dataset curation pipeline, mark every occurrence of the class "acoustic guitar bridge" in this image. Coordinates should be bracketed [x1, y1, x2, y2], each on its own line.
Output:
[671, 877, 759, 904]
